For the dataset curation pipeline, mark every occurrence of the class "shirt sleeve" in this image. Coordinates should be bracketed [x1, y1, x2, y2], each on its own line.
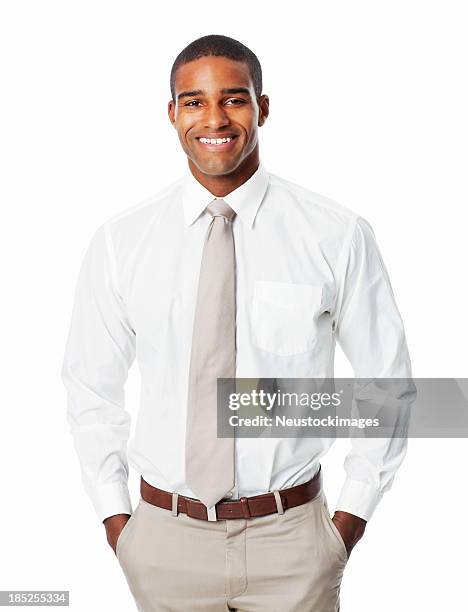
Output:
[332, 215, 416, 521]
[61, 223, 136, 523]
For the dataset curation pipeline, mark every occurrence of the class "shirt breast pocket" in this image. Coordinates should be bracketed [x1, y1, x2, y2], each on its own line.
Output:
[251, 281, 324, 356]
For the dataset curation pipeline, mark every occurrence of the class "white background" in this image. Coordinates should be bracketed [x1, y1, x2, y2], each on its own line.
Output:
[1, 1, 467, 610]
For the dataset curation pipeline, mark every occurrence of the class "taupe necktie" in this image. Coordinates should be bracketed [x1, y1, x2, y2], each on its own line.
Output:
[185, 199, 236, 509]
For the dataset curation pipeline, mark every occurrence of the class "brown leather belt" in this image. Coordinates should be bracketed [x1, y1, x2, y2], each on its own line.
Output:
[140, 466, 322, 521]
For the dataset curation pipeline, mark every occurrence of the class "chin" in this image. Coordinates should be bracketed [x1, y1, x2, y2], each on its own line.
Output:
[195, 158, 239, 176]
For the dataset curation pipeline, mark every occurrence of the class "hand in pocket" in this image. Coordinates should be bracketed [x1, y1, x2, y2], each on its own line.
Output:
[103, 513, 132, 555]
[331, 511, 367, 558]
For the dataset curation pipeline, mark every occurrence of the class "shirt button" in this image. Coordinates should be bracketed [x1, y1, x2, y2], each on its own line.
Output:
[224, 491, 233, 499]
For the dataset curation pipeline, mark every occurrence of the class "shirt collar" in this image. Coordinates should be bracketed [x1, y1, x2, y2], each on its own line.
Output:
[181, 160, 270, 228]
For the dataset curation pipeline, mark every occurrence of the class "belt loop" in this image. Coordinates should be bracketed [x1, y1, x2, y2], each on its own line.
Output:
[207, 505, 217, 521]
[273, 490, 284, 515]
[171, 492, 179, 516]
[240, 497, 251, 518]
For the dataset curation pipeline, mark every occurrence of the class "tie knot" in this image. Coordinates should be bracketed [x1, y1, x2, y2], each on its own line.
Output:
[206, 199, 236, 221]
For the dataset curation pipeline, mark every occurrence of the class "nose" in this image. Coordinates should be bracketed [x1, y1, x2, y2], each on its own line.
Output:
[203, 102, 230, 130]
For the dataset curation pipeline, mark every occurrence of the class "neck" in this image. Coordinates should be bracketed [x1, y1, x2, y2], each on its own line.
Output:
[187, 149, 260, 197]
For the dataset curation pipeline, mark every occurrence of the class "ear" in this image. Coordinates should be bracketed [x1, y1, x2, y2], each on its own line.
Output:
[168, 99, 176, 127]
[257, 95, 270, 127]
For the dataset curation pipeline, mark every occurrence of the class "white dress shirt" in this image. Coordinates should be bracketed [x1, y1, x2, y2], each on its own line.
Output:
[61, 160, 414, 523]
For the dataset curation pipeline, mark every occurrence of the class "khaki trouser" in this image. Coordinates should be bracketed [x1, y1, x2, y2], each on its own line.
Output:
[116, 489, 349, 611]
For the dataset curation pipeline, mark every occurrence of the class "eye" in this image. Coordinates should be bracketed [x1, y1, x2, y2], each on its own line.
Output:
[225, 98, 246, 105]
[185, 100, 201, 107]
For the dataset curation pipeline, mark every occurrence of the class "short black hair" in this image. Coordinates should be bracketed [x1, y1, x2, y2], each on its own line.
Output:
[170, 34, 262, 102]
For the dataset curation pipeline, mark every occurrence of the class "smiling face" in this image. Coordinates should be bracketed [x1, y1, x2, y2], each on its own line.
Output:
[168, 56, 269, 183]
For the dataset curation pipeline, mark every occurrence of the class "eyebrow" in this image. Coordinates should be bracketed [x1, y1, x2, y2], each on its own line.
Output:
[177, 87, 252, 101]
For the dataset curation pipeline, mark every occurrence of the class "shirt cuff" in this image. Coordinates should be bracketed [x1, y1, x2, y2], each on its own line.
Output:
[89, 482, 133, 523]
[335, 478, 383, 521]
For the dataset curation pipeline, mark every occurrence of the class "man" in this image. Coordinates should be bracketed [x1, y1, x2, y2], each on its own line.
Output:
[61, 34, 414, 611]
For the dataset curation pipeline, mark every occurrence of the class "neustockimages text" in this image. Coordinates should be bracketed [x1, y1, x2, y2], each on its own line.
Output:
[228, 414, 380, 429]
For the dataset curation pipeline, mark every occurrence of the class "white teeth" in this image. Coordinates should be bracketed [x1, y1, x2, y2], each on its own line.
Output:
[199, 137, 233, 145]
